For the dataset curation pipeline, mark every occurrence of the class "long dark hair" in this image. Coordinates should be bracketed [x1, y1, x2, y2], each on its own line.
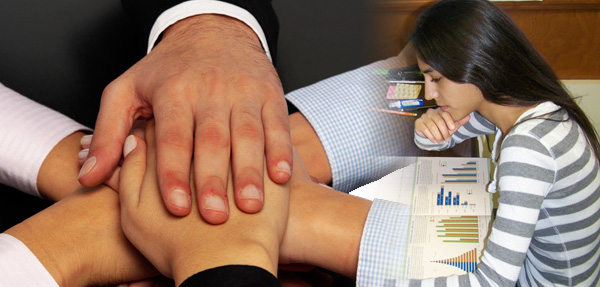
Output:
[410, 0, 600, 159]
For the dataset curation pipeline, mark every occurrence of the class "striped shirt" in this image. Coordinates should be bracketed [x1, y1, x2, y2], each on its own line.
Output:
[404, 102, 600, 286]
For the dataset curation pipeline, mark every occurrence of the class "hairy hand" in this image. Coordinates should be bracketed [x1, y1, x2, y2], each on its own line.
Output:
[79, 15, 292, 224]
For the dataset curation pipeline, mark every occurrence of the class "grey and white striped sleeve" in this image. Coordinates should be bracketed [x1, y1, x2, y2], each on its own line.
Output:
[414, 111, 495, 151]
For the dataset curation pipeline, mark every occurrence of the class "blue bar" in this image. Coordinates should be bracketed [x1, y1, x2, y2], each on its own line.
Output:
[442, 173, 477, 177]
[443, 179, 478, 183]
[453, 167, 476, 171]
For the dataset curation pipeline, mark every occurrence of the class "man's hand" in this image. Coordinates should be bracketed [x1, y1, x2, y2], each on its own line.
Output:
[78, 15, 292, 224]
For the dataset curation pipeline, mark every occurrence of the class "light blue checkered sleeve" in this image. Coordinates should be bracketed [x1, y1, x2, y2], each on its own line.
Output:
[356, 199, 411, 286]
[285, 56, 433, 192]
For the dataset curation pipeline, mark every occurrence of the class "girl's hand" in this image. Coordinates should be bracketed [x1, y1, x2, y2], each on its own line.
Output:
[415, 108, 470, 144]
[79, 120, 147, 191]
[118, 120, 289, 286]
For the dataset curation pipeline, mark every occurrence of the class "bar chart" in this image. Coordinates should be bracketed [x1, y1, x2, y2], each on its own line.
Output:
[432, 248, 478, 272]
[436, 186, 473, 206]
[441, 160, 478, 184]
[436, 216, 479, 243]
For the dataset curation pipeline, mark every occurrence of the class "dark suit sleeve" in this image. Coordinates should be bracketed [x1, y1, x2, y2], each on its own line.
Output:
[179, 265, 280, 287]
[121, 0, 279, 60]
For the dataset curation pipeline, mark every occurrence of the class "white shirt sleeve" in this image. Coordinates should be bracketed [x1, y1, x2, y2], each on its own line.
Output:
[0, 83, 89, 197]
[0, 234, 58, 287]
[148, 0, 272, 61]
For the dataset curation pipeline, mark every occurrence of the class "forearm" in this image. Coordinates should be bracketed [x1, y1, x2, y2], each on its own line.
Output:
[282, 181, 372, 278]
[36, 132, 86, 201]
[0, 83, 89, 198]
[289, 112, 331, 184]
[4, 186, 155, 286]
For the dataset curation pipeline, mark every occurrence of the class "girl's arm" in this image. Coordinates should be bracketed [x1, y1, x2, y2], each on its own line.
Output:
[415, 111, 496, 151]
[0, 83, 89, 200]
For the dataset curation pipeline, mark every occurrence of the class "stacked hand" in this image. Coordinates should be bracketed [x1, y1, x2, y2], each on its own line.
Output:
[118, 120, 290, 285]
[78, 15, 292, 224]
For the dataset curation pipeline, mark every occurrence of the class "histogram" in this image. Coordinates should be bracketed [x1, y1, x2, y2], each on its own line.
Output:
[436, 216, 479, 243]
[442, 161, 478, 184]
[432, 248, 478, 272]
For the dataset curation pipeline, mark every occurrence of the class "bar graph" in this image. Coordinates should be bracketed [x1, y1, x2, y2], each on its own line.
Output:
[437, 186, 472, 206]
[442, 160, 478, 184]
[436, 216, 479, 243]
[432, 248, 478, 272]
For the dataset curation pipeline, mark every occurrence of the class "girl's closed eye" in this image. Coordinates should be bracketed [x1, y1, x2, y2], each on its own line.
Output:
[431, 77, 442, 83]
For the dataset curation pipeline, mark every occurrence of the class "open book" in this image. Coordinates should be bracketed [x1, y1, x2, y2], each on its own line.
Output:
[351, 157, 492, 280]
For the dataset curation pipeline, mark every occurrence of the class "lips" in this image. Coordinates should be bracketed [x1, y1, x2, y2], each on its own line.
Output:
[440, 105, 449, 111]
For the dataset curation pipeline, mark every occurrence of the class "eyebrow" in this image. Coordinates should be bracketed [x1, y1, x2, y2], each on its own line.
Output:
[422, 68, 433, 74]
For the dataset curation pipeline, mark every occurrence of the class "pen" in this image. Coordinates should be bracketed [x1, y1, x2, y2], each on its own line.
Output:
[401, 105, 438, 111]
[372, 108, 418, 117]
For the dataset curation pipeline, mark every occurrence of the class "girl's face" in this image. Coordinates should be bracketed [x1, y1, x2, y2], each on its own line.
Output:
[417, 58, 485, 121]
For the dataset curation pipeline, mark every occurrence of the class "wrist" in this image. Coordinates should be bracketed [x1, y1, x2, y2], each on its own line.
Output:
[283, 182, 371, 278]
[37, 131, 86, 201]
[162, 14, 262, 54]
[5, 187, 150, 287]
[5, 198, 91, 287]
[290, 112, 332, 184]
[172, 239, 278, 286]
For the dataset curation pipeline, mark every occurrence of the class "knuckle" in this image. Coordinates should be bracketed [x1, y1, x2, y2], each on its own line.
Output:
[156, 75, 191, 99]
[261, 81, 284, 99]
[102, 77, 128, 97]
[233, 73, 283, 100]
[196, 175, 228, 195]
[197, 121, 230, 150]
[237, 122, 262, 140]
[158, 128, 192, 151]
[157, 100, 186, 122]
[157, 68, 222, 102]
[267, 107, 290, 132]
[235, 109, 263, 140]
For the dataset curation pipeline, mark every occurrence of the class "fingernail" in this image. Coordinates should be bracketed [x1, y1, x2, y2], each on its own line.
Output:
[239, 185, 262, 201]
[169, 188, 190, 209]
[80, 134, 93, 147]
[78, 149, 89, 161]
[203, 195, 227, 213]
[78, 156, 96, 179]
[275, 160, 291, 177]
[123, 135, 137, 158]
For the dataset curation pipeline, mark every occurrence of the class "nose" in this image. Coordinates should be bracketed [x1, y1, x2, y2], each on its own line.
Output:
[423, 81, 438, 100]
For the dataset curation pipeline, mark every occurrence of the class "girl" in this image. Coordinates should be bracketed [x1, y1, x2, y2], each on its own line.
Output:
[413, 0, 600, 286]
